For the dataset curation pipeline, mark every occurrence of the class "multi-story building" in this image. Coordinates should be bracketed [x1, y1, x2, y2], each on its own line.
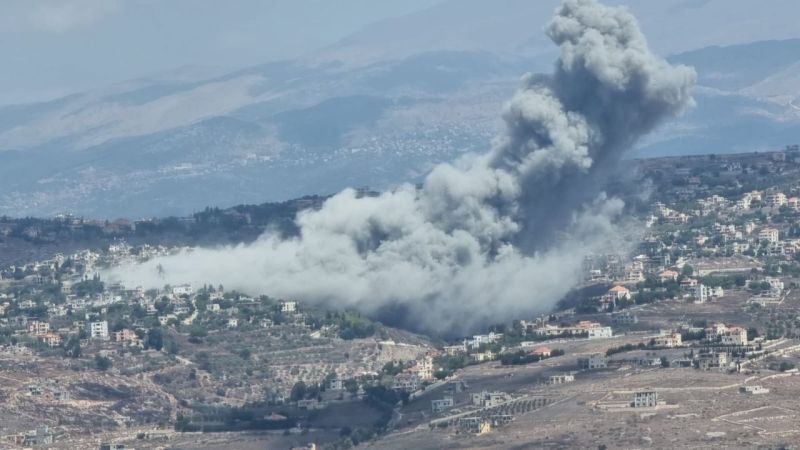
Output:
[431, 396, 454, 413]
[698, 352, 728, 371]
[766, 192, 787, 207]
[577, 354, 608, 370]
[633, 391, 659, 408]
[758, 227, 780, 244]
[27, 321, 50, 336]
[654, 332, 682, 348]
[588, 327, 613, 339]
[548, 373, 575, 384]
[612, 311, 639, 325]
[721, 326, 748, 346]
[89, 321, 109, 340]
[471, 391, 512, 408]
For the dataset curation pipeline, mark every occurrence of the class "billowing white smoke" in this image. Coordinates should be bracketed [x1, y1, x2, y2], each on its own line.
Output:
[107, 0, 695, 334]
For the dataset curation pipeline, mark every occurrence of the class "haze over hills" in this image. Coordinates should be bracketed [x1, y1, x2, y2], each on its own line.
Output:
[1, 0, 800, 218]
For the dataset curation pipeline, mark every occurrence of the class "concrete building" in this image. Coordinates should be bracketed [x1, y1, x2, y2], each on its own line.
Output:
[297, 399, 325, 410]
[392, 373, 421, 393]
[548, 373, 575, 384]
[529, 346, 551, 358]
[328, 378, 344, 391]
[759, 227, 780, 244]
[472, 391, 512, 408]
[89, 321, 109, 340]
[27, 320, 50, 336]
[654, 332, 682, 348]
[690, 284, 723, 303]
[280, 301, 297, 313]
[698, 352, 728, 371]
[578, 354, 608, 370]
[39, 332, 62, 348]
[766, 192, 787, 207]
[633, 391, 659, 408]
[612, 311, 638, 325]
[705, 323, 729, 340]
[458, 417, 492, 435]
[431, 396, 454, 413]
[740, 385, 769, 395]
[588, 326, 613, 339]
[721, 326, 748, 346]
[658, 269, 679, 282]
[172, 284, 193, 296]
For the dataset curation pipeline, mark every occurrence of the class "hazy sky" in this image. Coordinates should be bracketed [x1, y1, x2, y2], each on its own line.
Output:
[0, 0, 442, 105]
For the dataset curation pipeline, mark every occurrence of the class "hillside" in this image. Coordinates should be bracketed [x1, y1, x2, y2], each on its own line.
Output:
[1, 2, 800, 217]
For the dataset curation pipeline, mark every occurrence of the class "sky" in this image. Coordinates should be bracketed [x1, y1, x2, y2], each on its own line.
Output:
[4, 0, 800, 107]
[0, 0, 443, 105]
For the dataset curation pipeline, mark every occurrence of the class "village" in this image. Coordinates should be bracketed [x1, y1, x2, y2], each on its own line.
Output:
[3, 151, 800, 448]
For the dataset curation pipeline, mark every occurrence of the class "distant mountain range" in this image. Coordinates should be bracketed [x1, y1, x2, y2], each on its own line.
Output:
[1, 0, 800, 218]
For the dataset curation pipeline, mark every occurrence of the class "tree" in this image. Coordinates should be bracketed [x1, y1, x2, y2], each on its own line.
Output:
[165, 339, 180, 355]
[290, 381, 307, 401]
[63, 335, 81, 358]
[189, 324, 208, 339]
[747, 327, 759, 342]
[681, 264, 694, 277]
[345, 379, 359, 394]
[94, 355, 112, 371]
[660, 356, 670, 368]
[146, 327, 164, 351]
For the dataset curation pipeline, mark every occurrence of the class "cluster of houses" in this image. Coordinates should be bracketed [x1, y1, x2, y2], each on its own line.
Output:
[392, 354, 435, 393]
[575, 181, 800, 321]
[653, 187, 800, 258]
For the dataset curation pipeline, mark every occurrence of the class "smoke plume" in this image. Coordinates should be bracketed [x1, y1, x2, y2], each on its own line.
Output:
[107, 0, 695, 335]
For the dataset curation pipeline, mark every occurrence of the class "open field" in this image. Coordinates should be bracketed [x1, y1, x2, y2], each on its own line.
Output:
[368, 365, 800, 449]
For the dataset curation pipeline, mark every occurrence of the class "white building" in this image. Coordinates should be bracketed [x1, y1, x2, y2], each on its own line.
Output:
[759, 228, 780, 244]
[465, 332, 502, 349]
[89, 321, 109, 340]
[732, 242, 750, 254]
[612, 312, 638, 325]
[740, 385, 769, 395]
[431, 396, 454, 413]
[548, 373, 575, 384]
[765, 277, 784, 292]
[720, 327, 748, 346]
[27, 321, 50, 336]
[172, 284, 193, 296]
[633, 391, 659, 408]
[654, 332, 682, 348]
[698, 352, 728, 371]
[766, 192, 787, 207]
[392, 373, 420, 392]
[328, 378, 344, 391]
[705, 323, 728, 340]
[588, 327, 613, 339]
[578, 354, 608, 370]
[280, 301, 297, 313]
[472, 391, 512, 408]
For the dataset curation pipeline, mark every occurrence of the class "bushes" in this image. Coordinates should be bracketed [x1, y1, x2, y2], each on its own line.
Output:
[606, 342, 647, 356]
[174, 408, 295, 432]
[94, 355, 112, 371]
[500, 351, 539, 366]
[499, 349, 565, 366]
[332, 312, 375, 340]
[433, 354, 473, 378]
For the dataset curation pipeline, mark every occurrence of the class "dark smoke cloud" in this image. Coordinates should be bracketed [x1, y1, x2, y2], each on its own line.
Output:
[107, 0, 695, 335]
